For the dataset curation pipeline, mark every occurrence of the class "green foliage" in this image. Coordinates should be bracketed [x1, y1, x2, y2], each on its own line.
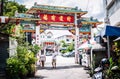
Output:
[67, 42, 74, 52]
[106, 57, 114, 76]
[6, 33, 38, 78]
[60, 40, 68, 47]
[6, 44, 37, 78]
[3, 0, 28, 17]
[0, 0, 28, 35]
[61, 49, 67, 54]
[114, 41, 120, 56]
[29, 44, 41, 55]
[6, 57, 28, 78]
[0, 23, 15, 35]
[60, 40, 74, 53]
[112, 41, 120, 68]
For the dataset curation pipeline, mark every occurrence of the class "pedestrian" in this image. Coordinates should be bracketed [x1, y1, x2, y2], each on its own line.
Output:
[52, 50, 58, 68]
[79, 52, 82, 65]
[40, 49, 46, 68]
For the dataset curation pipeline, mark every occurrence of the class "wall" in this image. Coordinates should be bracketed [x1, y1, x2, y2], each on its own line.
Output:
[109, 8, 120, 25]
[9, 38, 17, 57]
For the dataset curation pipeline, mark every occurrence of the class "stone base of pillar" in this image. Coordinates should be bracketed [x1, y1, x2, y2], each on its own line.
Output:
[75, 54, 79, 64]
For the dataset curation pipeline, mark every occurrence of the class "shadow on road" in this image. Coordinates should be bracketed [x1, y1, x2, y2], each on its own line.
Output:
[27, 75, 46, 79]
[37, 65, 83, 70]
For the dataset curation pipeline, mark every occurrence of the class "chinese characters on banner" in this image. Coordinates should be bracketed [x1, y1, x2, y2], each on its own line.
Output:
[35, 25, 40, 46]
[39, 13, 74, 23]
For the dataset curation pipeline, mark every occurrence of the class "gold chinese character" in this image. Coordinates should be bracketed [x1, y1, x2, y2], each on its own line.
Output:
[43, 14, 48, 20]
[59, 16, 63, 21]
[67, 16, 71, 22]
[51, 15, 56, 21]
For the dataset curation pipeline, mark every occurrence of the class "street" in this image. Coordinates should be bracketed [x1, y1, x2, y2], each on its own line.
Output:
[35, 55, 91, 79]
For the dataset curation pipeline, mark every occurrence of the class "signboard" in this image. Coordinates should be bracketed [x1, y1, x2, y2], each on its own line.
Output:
[21, 21, 35, 30]
[39, 13, 74, 23]
[22, 24, 35, 30]
[35, 25, 40, 45]
[79, 25, 90, 32]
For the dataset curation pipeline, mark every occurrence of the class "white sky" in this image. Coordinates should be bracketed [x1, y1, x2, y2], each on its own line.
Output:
[21, 0, 105, 37]
[22, 0, 105, 20]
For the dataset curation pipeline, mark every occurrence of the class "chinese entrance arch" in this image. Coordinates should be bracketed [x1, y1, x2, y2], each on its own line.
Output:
[1, 3, 102, 63]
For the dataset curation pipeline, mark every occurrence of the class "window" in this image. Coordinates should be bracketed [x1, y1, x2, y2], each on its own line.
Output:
[47, 36, 51, 38]
[66, 39, 69, 41]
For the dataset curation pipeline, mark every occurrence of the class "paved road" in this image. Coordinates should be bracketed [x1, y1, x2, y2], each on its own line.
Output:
[35, 55, 91, 79]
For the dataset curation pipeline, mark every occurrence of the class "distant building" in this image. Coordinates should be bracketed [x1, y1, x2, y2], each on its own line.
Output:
[104, 0, 120, 26]
[55, 35, 75, 51]
[55, 35, 74, 44]
[40, 31, 55, 52]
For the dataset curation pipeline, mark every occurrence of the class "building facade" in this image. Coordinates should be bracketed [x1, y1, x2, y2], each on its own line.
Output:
[55, 35, 74, 52]
[40, 31, 56, 53]
[55, 35, 74, 45]
[104, 0, 120, 26]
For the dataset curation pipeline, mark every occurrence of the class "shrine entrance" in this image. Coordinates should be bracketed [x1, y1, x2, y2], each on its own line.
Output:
[8, 3, 102, 63]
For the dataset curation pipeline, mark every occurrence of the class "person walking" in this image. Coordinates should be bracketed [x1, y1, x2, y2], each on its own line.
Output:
[79, 52, 82, 65]
[52, 50, 58, 68]
[40, 49, 46, 68]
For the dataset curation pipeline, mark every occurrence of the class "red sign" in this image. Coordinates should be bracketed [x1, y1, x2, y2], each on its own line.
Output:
[39, 13, 74, 23]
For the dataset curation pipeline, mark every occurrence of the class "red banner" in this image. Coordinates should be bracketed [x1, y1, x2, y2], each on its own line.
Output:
[39, 13, 74, 23]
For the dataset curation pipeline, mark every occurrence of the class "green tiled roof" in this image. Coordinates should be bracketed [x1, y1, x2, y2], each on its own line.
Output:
[81, 17, 99, 22]
[15, 13, 34, 18]
[32, 5, 87, 13]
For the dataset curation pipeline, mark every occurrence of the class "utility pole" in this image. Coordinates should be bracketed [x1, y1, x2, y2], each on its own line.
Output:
[0, 0, 4, 16]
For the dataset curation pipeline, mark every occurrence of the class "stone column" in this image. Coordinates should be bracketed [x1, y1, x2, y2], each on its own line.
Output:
[75, 13, 79, 63]
[35, 25, 40, 46]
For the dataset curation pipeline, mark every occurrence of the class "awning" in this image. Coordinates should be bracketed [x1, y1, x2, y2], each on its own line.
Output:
[79, 42, 92, 50]
[101, 25, 120, 37]
[92, 43, 106, 51]
[79, 38, 96, 50]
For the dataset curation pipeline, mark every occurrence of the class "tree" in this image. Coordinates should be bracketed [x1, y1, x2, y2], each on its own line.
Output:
[0, 0, 28, 35]
[67, 42, 74, 52]
[3, 0, 27, 17]
[60, 40, 68, 47]
[60, 40, 74, 53]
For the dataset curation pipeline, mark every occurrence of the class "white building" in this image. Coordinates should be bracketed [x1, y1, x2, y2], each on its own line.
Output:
[39, 30, 74, 52]
[40, 31, 55, 51]
[104, 0, 120, 26]
[55, 35, 75, 51]
[55, 35, 74, 45]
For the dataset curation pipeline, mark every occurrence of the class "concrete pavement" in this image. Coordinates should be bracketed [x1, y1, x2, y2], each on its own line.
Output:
[34, 55, 91, 79]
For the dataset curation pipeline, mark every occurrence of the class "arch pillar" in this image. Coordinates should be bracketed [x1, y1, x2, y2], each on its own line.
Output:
[75, 13, 79, 64]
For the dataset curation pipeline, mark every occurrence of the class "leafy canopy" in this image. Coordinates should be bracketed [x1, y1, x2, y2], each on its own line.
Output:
[0, 0, 28, 34]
